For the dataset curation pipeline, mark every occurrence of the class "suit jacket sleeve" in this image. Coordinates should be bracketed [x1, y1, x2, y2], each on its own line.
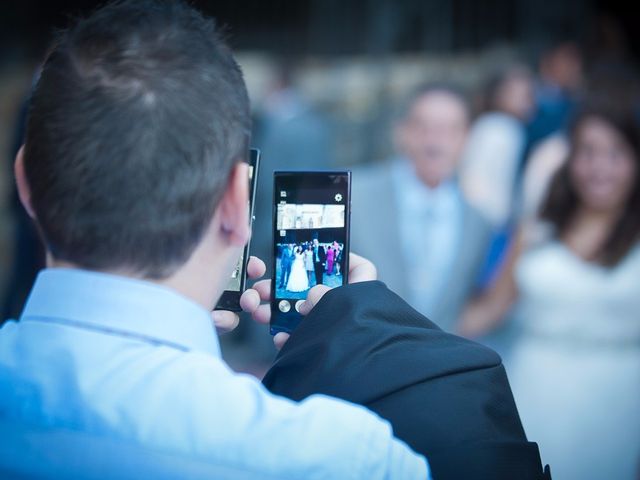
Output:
[263, 281, 551, 480]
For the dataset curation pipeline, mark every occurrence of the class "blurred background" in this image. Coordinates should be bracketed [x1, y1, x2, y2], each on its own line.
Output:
[2, 3, 640, 477]
[0, 4, 638, 336]
[2, 0, 638, 341]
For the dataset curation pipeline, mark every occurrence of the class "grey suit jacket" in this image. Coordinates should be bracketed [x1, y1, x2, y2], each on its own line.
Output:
[351, 162, 492, 331]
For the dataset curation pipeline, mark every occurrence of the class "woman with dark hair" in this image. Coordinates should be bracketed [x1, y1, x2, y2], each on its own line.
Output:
[458, 106, 640, 480]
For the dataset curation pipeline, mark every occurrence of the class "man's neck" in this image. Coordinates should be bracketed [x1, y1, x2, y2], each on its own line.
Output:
[397, 158, 455, 192]
[48, 255, 227, 312]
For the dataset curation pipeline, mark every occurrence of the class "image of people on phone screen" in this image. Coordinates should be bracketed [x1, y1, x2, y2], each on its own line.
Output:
[275, 203, 346, 300]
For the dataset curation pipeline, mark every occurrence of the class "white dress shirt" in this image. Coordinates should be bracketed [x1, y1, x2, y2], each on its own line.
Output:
[392, 160, 463, 318]
[0, 268, 429, 479]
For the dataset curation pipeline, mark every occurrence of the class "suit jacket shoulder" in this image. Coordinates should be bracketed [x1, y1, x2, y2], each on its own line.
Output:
[350, 162, 410, 299]
[263, 281, 550, 480]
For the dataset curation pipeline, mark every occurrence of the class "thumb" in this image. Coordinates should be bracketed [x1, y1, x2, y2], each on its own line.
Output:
[298, 284, 330, 316]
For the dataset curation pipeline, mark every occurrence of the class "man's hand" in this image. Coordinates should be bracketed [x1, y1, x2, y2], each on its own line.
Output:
[244, 253, 377, 350]
[211, 256, 266, 334]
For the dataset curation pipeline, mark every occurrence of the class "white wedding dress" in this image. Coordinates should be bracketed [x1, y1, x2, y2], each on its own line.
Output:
[286, 253, 309, 292]
[505, 239, 640, 480]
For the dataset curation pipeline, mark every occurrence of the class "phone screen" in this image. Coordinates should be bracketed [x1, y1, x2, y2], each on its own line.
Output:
[270, 171, 351, 334]
[215, 148, 260, 311]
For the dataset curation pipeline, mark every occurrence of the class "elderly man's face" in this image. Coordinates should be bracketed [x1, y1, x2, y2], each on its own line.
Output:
[395, 91, 469, 188]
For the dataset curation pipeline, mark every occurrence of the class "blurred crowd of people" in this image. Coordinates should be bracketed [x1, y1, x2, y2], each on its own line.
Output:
[276, 240, 344, 293]
[3, 36, 639, 479]
[252, 40, 639, 479]
[350, 42, 640, 479]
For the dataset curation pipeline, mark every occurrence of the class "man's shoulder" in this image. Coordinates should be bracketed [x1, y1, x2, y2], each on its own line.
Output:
[143, 351, 427, 478]
[351, 161, 396, 211]
[351, 160, 396, 191]
[1, 323, 426, 478]
[0, 319, 19, 346]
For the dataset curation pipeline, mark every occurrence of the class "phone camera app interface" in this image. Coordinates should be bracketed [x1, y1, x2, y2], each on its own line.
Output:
[274, 173, 349, 310]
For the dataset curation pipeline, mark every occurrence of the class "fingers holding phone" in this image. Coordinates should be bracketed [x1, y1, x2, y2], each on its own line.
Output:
[223, 167, 376, 350]
[241, 276, 271, 325]
[298, 253, 376, 315]
[214, 256, 266, 334]
[343, 252, 376, 284]
[269, 253, 377, 349]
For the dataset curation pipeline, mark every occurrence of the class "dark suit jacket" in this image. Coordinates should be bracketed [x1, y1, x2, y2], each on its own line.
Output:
[313, 245, 326, 264]
[280, 246, 294, 268]
[263, 281, 551, 480]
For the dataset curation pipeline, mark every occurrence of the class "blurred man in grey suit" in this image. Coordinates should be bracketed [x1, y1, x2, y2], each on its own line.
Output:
[351, 84, 492, 331]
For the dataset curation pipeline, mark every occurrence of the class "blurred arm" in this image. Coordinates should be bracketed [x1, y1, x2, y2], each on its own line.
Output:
[457, 229, 523, 337]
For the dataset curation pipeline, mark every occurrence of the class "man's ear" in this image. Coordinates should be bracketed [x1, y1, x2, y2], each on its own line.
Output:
[15, 145, 36, 219]
[217, 161, 250, 247]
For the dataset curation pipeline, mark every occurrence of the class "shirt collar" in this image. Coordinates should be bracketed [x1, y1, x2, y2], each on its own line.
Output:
[392, 159, 460, 214]
[20, 268, 220, 357]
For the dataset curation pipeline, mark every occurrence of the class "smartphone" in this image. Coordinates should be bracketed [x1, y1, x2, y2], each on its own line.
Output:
[270, 171, 351, 335]
[215, 148, 260, 312]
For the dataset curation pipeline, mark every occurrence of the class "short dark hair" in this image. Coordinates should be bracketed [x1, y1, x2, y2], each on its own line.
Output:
[539, 105, 640, 267]
[479, 64, 532, 114]
[24, 0, 250, 278]
[398, 81, 471, 123]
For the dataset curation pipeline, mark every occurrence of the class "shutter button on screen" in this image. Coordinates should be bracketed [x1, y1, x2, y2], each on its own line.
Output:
[295, 300, 305, 313]
[278, 300, 291, 313]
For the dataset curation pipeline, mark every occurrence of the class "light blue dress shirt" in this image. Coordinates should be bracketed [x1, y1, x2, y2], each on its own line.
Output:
[0, 268, 429, 479]
[392, 160, 464, 317]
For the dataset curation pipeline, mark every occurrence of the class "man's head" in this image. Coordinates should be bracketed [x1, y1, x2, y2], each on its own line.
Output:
[394, 83, 470, 188]
[17, 0, 251, 286]
[539, 41, 583, 92]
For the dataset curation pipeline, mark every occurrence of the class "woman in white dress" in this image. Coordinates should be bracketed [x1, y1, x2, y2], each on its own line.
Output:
[286, 246, 309, 292]
[459, 106, 640, 480]
[304, 245, 315, 285]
